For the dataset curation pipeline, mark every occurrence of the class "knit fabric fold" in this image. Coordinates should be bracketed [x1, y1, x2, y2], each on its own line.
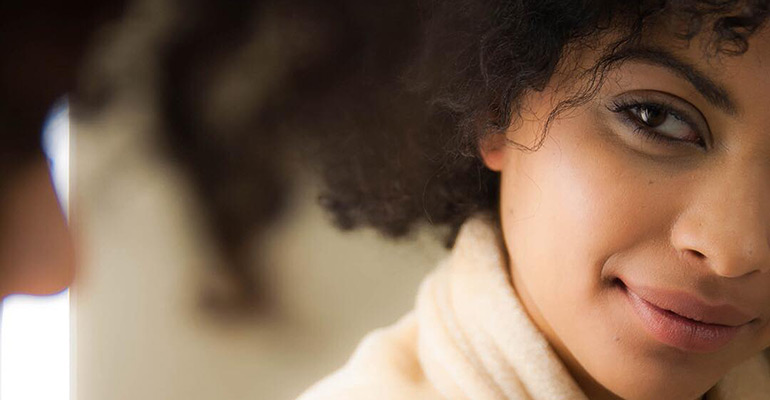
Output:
[415, 216, 587, 400]
[297, 216, 770, 400]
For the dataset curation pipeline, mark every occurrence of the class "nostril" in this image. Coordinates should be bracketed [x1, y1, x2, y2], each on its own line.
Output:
[683, 249, 707, 260]
[691, 249, 706, 259]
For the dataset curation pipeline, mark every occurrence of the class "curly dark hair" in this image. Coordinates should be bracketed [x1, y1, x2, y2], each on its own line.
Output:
[84, 0, 769, 312]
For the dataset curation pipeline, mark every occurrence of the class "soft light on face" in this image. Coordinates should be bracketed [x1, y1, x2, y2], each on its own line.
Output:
[481, 28, 770, 400]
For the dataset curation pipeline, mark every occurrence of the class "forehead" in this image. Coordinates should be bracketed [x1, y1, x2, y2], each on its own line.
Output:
[650, 19, 770, 74]
[655, 26, 770, 116]
[560, 21, 770, 114]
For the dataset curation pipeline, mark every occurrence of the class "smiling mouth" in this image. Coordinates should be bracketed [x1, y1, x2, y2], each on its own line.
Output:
[615, 279, 750, 353]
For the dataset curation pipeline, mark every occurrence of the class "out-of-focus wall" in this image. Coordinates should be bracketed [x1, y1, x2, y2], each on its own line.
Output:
[71, 4, 446, 398]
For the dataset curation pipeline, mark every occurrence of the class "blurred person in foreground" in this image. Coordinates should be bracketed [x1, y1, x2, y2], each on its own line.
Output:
[0, 0, 126, 298]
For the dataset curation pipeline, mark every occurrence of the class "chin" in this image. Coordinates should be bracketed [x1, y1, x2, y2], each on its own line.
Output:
[561, 283, 740, 400]
[588, 333, 740, 400]
[599, 366, 713, 400]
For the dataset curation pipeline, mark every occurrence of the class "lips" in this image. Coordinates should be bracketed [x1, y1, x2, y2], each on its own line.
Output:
[618, 279, 756, 353]
[622, 281, 755, 327]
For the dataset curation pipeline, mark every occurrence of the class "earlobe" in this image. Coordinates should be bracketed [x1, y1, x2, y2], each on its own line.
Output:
[478, 133, 507, 172]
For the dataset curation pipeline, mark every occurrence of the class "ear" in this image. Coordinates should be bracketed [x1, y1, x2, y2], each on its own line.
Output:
[478, 133, 507, 172]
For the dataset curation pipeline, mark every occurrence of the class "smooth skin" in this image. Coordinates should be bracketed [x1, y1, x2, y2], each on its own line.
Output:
[481, 28, 770, 400]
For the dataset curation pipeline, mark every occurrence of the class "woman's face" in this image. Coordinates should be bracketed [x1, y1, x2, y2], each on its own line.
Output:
[481, 28, 770, 400]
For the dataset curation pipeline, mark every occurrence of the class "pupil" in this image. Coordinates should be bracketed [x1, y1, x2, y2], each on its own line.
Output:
[638, 106, 666, 127]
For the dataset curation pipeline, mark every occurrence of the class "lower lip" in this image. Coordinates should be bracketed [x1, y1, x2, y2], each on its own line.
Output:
[621, 284, 740, 353]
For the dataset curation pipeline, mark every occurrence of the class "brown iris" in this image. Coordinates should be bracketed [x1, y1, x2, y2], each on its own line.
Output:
[635, 105, 667, 128]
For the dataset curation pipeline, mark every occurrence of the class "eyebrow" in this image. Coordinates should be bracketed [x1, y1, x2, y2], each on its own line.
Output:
[608, 47, 739, 116]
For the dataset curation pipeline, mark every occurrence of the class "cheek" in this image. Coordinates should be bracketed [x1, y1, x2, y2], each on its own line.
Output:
[499, 116, 678, 317]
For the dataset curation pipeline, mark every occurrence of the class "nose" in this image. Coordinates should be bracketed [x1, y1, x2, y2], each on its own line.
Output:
[670, 165, 770, 278]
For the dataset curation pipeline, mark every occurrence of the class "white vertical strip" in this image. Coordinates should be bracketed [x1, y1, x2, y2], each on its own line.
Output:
[43, 101, 70, 213]
[0, 291, 70, 400]
[0, 100, 71, 400]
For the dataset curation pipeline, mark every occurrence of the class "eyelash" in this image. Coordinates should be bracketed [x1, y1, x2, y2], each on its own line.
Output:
[607, 98, 707, 149]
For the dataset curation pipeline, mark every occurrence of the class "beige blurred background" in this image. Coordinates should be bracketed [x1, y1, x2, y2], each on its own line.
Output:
[70, 1, 447, 399]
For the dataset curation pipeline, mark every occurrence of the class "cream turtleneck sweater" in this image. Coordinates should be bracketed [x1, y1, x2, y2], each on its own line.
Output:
[297, 216, 770, 400]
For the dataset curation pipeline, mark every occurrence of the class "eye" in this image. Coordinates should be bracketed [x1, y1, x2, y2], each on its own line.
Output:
[607, 96, 708, 149]
[628, 104, 696, 141]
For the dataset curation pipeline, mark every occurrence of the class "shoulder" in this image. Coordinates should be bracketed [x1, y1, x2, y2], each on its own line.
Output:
[296, 312, 444, 400]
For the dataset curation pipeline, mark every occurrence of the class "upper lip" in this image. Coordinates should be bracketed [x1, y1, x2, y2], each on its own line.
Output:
[620, 279, 757, 327]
